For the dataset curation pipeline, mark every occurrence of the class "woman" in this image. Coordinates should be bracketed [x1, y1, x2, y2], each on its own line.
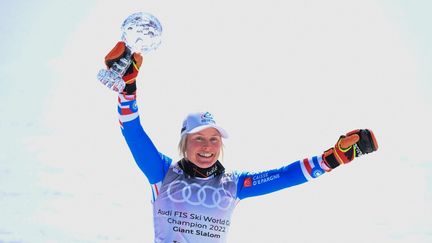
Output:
[102, 42, 378, 243]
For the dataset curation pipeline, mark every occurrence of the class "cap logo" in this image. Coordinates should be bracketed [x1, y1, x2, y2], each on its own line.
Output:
[201, 112, 215, 124]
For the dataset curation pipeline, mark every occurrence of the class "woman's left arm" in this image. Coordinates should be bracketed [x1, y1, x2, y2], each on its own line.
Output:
[236, 129, 378, 200]
[236, 156, 325, 200]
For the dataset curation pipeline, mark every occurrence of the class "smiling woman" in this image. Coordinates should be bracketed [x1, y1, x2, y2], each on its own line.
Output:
[100, 41, 378, 243]
[180, 112, 226, 169]
[185, 128, 222, 166]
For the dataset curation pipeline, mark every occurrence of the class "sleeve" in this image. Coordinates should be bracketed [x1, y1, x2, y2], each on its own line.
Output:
[236, 156, 327, 200]
[118, 94, 172, 186]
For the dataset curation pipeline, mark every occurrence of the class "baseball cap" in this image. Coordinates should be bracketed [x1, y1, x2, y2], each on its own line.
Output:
[180, 112, 228, 138]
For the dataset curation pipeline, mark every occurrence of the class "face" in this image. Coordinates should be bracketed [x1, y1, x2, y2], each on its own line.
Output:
[186, 127, 222, 168]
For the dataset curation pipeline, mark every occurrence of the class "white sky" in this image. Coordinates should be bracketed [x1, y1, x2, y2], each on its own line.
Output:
[1, 0, 431, 242]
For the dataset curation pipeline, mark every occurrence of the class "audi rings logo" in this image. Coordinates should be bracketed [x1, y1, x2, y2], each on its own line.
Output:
[167, 181, 234, 210]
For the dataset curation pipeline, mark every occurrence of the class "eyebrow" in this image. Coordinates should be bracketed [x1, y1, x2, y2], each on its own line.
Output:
[192, 133, 221, 137]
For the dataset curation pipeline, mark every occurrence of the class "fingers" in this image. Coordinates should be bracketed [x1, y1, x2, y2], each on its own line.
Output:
[105, 41, 127, 68]
[132, 53, 143, 68]
[368, 129, 379, 151]
[339, 134, 359, 149]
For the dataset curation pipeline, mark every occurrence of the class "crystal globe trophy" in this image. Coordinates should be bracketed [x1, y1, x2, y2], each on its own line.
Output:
[97, 12, 163, 92]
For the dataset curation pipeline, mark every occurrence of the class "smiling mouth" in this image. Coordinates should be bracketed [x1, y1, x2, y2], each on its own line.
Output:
[198, 152, 213, 158]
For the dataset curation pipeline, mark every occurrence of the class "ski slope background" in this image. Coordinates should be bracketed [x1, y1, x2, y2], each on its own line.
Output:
[1, 0, 431, 242]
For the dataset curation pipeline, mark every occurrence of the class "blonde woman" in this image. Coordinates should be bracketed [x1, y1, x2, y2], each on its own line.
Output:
[101, 42, 378, 243]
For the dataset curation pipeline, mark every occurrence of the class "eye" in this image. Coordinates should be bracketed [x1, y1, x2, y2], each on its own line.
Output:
[210, 137, 220, 144]
[195, 136, 203, 142]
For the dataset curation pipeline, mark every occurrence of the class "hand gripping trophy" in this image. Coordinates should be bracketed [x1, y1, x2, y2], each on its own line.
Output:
[97, 12, 162, 92]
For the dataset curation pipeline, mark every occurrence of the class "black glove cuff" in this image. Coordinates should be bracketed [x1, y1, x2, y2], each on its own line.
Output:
[123, 82, 137, 95]
[323, 150, 341, 169]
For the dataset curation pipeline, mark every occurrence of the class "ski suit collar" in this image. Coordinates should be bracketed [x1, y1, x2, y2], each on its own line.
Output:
[178, 158, 225, 178]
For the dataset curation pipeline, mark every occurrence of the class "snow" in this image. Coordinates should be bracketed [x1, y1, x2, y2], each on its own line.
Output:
[1, 0, 431, 242]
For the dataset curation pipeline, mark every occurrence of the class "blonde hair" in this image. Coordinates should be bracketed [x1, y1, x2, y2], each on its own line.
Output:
[178, 135, 225, 162]
[178, 135, 188, 159]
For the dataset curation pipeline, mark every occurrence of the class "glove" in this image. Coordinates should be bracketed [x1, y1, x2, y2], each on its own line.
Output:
[322, 129, 378, 170]
[104, 41, 143, 95]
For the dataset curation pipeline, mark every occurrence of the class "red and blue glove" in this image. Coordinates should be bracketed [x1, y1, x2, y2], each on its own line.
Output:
[322, 129, 378, 170]
[104, 41, 143, 95]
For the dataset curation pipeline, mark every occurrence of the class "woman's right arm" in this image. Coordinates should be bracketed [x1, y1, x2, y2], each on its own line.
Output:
[118, 93, 172, 186]
[101, 42, 171, 201]
[118, 94, 171, 202]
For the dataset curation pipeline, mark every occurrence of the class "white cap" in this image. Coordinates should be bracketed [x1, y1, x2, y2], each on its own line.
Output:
[180, 112, 228, 138]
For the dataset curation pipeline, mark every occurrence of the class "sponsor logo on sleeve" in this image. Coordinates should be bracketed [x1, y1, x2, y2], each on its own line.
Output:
[243, 173, 281, 187]
[243, 177, 252, 187]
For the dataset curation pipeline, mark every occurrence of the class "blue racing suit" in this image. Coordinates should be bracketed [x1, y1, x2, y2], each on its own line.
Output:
[118, 94, 327, 243]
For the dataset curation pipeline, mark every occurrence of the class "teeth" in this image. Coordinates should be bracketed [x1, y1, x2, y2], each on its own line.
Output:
[198, 153, 212, 158]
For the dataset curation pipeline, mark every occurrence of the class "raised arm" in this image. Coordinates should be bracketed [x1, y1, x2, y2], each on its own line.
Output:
[236, 129, 378, 200]
[118, 94, 171, 184]
[102, 42, 171, 187]
[236, 156, 324, 200]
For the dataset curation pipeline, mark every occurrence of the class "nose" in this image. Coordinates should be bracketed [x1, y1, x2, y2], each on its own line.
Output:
[201, 140, 209, 147]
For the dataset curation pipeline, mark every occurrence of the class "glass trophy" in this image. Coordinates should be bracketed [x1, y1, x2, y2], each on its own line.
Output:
[97, 12, 162, 92]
